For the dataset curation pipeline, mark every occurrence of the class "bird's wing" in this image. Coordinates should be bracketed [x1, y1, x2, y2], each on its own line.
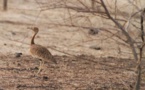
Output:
[31, 45, 57, 63]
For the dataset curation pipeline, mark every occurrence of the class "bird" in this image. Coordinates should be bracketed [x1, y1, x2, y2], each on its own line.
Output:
[28, 27, 57, 74]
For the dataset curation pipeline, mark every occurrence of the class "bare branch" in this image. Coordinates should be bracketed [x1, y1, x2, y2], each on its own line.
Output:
[100, 0, 138, 61]
[134, 8, 145, 90]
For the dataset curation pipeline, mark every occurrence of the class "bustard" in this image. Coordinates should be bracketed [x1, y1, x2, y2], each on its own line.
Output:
[28, 27, 57, 74]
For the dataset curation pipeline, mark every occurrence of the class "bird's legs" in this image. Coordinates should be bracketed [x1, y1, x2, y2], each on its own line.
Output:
[36, 59, 44, 74]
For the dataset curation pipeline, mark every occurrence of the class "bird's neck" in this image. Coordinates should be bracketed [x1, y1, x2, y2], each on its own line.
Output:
[31, 32, 38, 45]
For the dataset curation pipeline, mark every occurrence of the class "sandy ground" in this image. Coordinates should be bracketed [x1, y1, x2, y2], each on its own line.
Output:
[0, 0, 134, 58]
[0, 54, 138, 90]
[0, 0, 145, 90]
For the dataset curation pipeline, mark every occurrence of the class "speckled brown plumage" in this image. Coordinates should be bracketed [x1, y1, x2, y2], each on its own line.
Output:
[30, 44, 56, 63]
[28, 27, 57, 74]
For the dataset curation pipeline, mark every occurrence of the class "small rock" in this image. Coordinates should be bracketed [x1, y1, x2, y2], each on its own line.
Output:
[36, 35, 40, 38]
[89, 46, 102, 50]
[15, 53, 22, 58]
[88, 28, 100, 35]
[11, 32, 16, 35]
[107, 56, 115, 59]
[4, 43, 7, 46]
[17, 63, 21, 66]
[34, 67, 39, 70]
[42, 76, 49, 81]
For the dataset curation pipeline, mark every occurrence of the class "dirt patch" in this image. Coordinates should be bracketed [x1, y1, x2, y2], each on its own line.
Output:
[0, 54, 140, 90]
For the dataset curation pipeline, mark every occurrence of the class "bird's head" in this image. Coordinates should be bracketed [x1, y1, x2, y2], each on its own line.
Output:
[27, 26, 39, 33]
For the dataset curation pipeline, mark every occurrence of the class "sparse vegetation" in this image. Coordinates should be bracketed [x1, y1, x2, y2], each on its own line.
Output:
[0, 0, 145, 90]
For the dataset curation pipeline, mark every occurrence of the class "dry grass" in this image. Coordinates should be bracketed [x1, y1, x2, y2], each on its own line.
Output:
[0, 54, 139, 90]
